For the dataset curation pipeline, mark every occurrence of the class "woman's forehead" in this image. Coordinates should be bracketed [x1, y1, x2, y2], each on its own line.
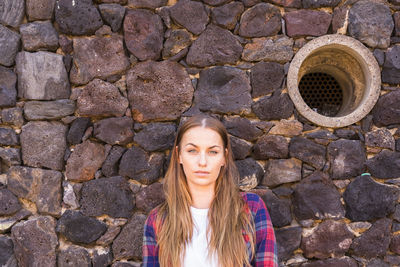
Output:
[181, 126, 224, 147]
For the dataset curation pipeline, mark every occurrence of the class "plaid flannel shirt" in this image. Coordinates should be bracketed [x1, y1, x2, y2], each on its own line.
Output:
[142, 192, 278, 267]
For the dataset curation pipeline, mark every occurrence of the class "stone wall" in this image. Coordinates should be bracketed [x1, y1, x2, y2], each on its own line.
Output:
[1, 0, 400, 266]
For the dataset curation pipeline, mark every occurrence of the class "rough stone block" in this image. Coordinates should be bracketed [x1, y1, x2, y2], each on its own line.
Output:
[56, 210, 107, 244]
[194, 66, 252, 115]
[123, 9, 163, 61]
[0, 0, 24, 28]
[284, 10, 332, 37]
[239, 3, 281, 38]
[20, 121, 67, 171]
[94, 117, 134, 145]
[57, 246, 91, 267]
[16, 51, 70, 100]
[170, 0, 208, 35]
[80, 176, 134, 218]
[66, 140, 105, 182]
[70, 35, 129, 85]
[252, 93, 294, 120]
[211, 2, 244, 30]
[289, 137, 326, 170]
[55, 0, 103, 35]
[26, 0, 56, 21]
[236, 158, 264, 190]
[24, 100, 75, 120]
[99, 4, 125, 32]
[253, 135, 289, 159]
[0, 24, 20, 67]
[126, 60, 194, 122]
[262, 158, 301, 187]
[0, 66, 17, 107]
[11, 216, 58, 266]
[20, 21, 59, 52]
[134, 123, 175, 152]
[7, 166, 62, 216]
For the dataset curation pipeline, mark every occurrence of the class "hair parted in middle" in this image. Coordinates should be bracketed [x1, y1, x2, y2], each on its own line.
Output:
[155, 114, 256, 267]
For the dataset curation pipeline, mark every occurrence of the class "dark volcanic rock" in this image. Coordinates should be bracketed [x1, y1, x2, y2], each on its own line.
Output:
[253, 135, 289, 159]
[134, 123, 176, 152]
[382, 45, 400, 85]
[7, 166, 62, 216]
[0, 147, 21, 167]
[230, 136, 252, 160]
[20, 21, 59, 52]
[390, 234, 400, 254]
[102, 146, 126, 177]
[270, 0, 301, 7]
[123, 9, 164, 61]
[262, 158, 301, 187]
[289, 137, 326, 170]
[80, 176, 134, 218]
[236, 158, 264, 190]
[66, 140, 106, 182]
[58, 246, 91, 267]
[301, 257, 358, 267]
[366, 150, 400, 179]
[128, 0, 166, 8]
[194, 67, 252, 115]
[395, 12, 400, 36]
[1, 107, 23, 127]
[344, 174, 399, 221]
[112, 213, 147, 260]
[202, 0, 231, 5]
[0, 66, 17, 107]
[239, 3, 281, 38]
[99, 4, 125, 32]
[242, 35, 294, 63]
[0, 127, 18, 146]
[162, 29, 192, 59]
[126, 60, 194, 122]
[0, 0, 24, 28]
[351, 218, 392, 259]
[94, 117, 134, 145]
[16, 51, 70, 100]
[67, 117, 91, 145]
[135, 182, 165, 213]
[251, 62, 284, 98]
[119, 146, 164, 184]
[186, 25, 243, 67]
[372, 89, 400, 126]
[303, 0, 340, 8]
[301, 220, 354, 259]
[275, 226, 302, 261]
[211, 2, 244, 30]
[293, 171, 345, 220]
[56, 210, 107, 244]
[252, 93, 294, 120]
[55, 0, 103, 35]
[327, 139, 366, 179]
[170, 0, 209, 35]
[252, 188, 291, 228]
[223, 117, 264, 142]
[284, 10, 332, 37]
[93, 249, 113, 267]
[0, 24, 20, 67]
[26, 0, 55, 21]
[20, 121, 67, 171]
[0, 188, 21, 216]
[348, 0, 393, 49]
[70, 36, 129, 85]
[11, 216, 58, 267]
[24, 100, 75, 120]
[0, 236, 15, 266]
[77, 79, 129, 117]
[365, 129, 395, 150]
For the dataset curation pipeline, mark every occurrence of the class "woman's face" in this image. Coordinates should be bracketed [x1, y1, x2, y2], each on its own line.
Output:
[178, 126, 226, 192]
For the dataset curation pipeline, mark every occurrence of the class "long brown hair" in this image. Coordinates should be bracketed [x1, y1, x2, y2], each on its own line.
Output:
[155, 114, 255, 267]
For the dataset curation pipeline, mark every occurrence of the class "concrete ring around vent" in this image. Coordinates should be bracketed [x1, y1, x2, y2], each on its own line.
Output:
[287, 34, 381, 128]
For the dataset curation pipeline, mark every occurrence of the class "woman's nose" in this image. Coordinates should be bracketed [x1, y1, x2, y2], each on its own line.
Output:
[198, 152, 207, 166]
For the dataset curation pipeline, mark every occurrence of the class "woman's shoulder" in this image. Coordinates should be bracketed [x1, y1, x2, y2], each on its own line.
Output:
[240, 191, 265, 213]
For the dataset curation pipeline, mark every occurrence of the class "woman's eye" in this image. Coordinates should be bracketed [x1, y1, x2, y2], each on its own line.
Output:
[188, 149, 197, 153]
[209, 150, 218, 155]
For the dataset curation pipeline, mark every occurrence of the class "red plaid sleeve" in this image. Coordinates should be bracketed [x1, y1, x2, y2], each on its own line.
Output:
[242, 192, 278, 267]
[142, 208, 160, 267]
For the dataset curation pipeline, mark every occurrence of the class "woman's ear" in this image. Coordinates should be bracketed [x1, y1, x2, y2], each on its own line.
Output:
[176, 146, 182, 164]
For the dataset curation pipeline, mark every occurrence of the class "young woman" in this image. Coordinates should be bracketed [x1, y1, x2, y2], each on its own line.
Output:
[143, 115, 278, 267]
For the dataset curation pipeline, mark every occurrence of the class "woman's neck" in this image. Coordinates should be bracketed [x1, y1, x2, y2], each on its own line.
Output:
[189, 186, 215, 209]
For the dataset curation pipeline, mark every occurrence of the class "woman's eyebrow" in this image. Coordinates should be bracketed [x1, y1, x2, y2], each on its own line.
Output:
[184, 143, 221, 149]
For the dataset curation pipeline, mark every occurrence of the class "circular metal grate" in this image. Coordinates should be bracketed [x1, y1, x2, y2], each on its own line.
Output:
[299, 72, 343, 117]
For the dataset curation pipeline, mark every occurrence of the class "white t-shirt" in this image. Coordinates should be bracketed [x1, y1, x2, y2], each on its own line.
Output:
[182, 206, 219, 267]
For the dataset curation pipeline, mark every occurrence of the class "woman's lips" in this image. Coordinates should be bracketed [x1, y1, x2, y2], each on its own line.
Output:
[194, 171, 210, 177]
